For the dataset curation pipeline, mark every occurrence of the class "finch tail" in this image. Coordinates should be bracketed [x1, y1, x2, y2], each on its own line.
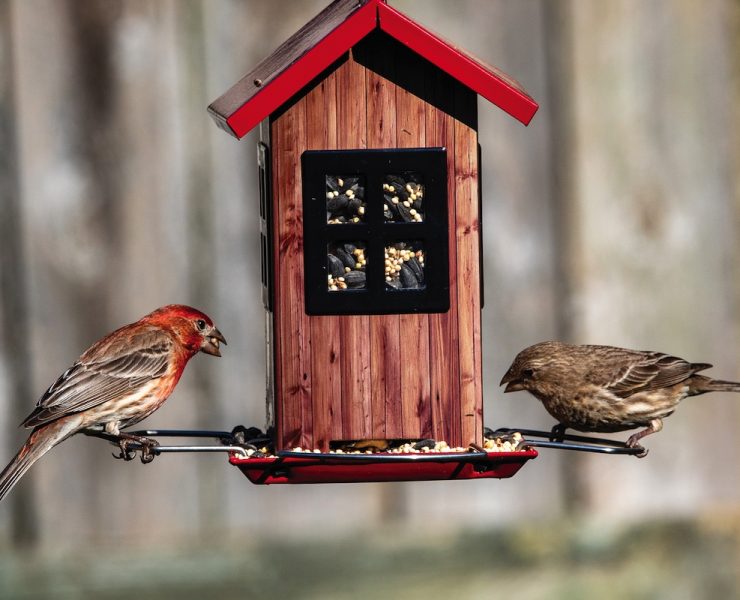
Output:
[0, 419, 78, 502]
[691, 375, 740, 394]
[706, 379, 740, 393]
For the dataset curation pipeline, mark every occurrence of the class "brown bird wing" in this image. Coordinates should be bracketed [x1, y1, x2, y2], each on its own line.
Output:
[22, 326, 173, 428]
[604, 351, 711, 398]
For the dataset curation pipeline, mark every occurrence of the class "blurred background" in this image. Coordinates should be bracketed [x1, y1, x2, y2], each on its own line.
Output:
[0, 0, 738, 597]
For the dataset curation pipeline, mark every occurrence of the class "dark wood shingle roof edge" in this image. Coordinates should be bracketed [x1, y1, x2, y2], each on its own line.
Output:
[208, 0, 539, 139]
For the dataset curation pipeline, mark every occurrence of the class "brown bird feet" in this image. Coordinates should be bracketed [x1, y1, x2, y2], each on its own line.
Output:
[625, 433, 649, 458]
[113, 433, 160, 464]
[625, 418, 662, 458]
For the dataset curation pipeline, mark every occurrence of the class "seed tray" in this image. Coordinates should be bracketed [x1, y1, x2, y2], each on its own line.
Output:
[230, 448, 537, 484]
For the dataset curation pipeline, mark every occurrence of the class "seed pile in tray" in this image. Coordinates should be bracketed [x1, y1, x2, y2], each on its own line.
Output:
[235, 434, 526, 459]
[383, 173, 424, 223]
[327, 242, 367, 291]
[385, 242, 425, 290]
[482, 431, 523, 453]
[326, 175, 365, 224]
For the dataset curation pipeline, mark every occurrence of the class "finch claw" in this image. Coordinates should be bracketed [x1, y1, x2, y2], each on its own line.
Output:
[112, 434, 159, 463]
[633, 447, 649, 458]
[625, 435, 649, 458]
[139, 439, 159, 464]
[113, 439, 137, 461]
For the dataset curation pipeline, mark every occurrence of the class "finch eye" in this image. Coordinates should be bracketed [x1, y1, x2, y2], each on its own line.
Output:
[522, 368, 535, 379]
[195, 319, 207, 331]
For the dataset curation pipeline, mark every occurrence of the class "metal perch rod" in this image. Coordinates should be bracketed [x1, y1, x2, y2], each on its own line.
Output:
[491, 428, 646, 456]
[83, 429, 251, 459]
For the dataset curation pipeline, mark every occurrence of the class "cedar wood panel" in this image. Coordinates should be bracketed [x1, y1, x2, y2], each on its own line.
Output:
[272, 41, 481, 451]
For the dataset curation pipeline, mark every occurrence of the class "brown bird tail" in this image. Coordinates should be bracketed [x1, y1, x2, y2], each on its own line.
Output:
[0, 419, 78, 502]
[707, 379, 740, 393]
[691, 375, 740, 394]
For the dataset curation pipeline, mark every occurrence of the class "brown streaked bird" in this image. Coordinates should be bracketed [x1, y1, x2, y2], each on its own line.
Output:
[500, 341, 740, 455]
[0, 305, 226, 502]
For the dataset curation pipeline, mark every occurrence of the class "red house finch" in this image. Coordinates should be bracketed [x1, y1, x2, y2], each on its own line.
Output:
[0, 304, 226, 502]
[500, 341, 740, 454]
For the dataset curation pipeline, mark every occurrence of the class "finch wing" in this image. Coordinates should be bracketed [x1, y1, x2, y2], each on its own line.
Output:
[22, 326, 173, 428]
[605, 352, 710, 398]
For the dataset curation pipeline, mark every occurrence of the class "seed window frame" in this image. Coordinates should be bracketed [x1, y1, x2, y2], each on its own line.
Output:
[302, 148, 449, 316]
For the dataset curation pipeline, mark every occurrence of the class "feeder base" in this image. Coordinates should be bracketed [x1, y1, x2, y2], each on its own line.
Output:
[230, 449, 537, 484]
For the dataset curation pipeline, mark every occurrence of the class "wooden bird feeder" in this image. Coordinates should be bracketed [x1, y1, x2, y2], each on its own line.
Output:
[206, 0, 543, 483]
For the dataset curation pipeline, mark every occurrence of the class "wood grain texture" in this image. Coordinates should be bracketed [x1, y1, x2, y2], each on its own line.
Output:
[272, 96, 312, 450]
[453, 86, 482, 445]
[365, 53, 402, 439]
[273, 51, 482, 449]
[336, 57, 372, 440]
[395, 53, 431, 439]
[426, 69, 460, 445]
[306, 74, 342, 451]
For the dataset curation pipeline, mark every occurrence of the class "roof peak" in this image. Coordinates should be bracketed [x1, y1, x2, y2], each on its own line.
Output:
[209, 0, 538, 139]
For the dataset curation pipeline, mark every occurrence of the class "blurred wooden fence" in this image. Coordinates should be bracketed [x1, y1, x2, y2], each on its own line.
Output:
[0, 0, 738, 551]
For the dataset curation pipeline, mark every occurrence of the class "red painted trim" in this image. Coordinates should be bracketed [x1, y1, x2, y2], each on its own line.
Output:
[226, 1, 379, 139]
[377, 3, 538, 125]
[222, 0, 539, 138]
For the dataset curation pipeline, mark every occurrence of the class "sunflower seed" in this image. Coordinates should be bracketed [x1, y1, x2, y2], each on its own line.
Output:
[327, 254, 345, 277]
[344, 270, 367, 288]
[334, 247, 355, 269]
[406, 256, 424, 283]
[399, 263, 420, 289]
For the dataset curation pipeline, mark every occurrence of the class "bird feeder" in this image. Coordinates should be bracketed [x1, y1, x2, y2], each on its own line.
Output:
[92, 0, 646, 483]
[204, 0, 547, 483]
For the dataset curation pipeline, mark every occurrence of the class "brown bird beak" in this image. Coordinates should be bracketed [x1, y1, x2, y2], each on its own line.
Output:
[201, 327, 227, 357]
[500, 371, 524, 393]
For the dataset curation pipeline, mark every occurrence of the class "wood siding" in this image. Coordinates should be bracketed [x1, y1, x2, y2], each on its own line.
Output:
[272, 49, 481, 450]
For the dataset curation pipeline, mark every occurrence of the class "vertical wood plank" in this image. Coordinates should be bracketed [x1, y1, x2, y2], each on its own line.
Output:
[426, 72, 460, 446]
[395, 61, 430, 440]
[336, 56, 372, 440]
[273, 96, 312, 449]
[454, 87, 482, 445]
[365, 55, 402, 439]
[306, 74, 342, 451]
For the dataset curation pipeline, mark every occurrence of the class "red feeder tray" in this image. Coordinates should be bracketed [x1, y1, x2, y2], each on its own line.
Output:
[230, 448, 538, 485]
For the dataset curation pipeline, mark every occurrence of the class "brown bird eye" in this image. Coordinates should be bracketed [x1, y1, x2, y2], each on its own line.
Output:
[196, 319, 206, 331]
[522, 368, 534, 379]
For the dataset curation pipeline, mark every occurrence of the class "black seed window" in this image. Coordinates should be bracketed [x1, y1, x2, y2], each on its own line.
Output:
[302, 148, 449, 315]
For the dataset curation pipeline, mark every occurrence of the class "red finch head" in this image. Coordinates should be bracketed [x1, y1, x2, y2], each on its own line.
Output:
[142, 304, 227, 357]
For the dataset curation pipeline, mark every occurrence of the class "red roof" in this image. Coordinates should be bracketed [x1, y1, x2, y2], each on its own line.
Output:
[208, 0, 539, 139]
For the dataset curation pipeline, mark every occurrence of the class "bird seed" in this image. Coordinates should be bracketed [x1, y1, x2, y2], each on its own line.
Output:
[385, 242, 425, 290]
[240, 434, 527, 459]
[326, 175, 366, 224]
[383, 173, 424, 223]
[327, 242, 367, 291]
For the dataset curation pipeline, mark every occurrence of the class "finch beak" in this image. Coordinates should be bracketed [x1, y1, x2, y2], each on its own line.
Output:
[201, 327, 227, 357]
[500, 371, 524, 393]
